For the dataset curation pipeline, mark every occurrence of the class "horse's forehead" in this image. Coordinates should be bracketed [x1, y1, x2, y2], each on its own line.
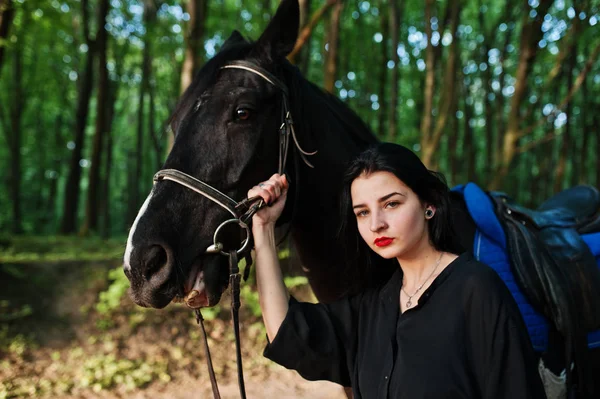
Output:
[211, 66, 277, 94]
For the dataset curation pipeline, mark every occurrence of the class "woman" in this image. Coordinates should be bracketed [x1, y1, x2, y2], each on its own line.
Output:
[248, 143, 546, 398]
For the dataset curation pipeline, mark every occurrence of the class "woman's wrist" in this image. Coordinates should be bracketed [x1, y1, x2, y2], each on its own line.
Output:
[252, 222, 277, 249]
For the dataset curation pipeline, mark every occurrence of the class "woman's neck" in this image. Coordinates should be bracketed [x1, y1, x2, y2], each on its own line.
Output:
[397, 242, 445, 289]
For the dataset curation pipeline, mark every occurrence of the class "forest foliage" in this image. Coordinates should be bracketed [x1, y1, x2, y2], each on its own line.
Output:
[0, 0, 598, 237]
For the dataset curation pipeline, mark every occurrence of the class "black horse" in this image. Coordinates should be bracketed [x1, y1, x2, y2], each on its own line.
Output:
[123, 0, 599, 397]
[123, 0, 389, 309]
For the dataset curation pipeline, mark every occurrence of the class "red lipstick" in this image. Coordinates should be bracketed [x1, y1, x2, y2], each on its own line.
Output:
[374, 237, 393, 247]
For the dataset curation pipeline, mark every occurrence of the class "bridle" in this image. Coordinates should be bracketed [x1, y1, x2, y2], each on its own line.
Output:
[152, 60, 316, 399]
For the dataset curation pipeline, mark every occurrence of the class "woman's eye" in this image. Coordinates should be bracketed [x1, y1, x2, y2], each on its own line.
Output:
[356, 210, 368, 217]
[385, 201, 400, 209]
[235, 107, 251, 121]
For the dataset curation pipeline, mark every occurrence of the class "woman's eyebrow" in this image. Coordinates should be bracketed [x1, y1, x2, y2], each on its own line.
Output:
[378, 192, 405, 202]
[352, 192, 405, 209]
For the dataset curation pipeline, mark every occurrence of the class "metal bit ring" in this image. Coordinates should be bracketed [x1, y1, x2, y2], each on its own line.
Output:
[210, 219, 251, 256]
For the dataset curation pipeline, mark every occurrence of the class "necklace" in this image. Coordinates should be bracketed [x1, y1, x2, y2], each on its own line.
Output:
[401, 252, 443, 309]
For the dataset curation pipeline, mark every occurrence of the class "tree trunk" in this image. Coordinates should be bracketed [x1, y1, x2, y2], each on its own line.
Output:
[323, 0, 343, 93]
[536, 139, 552, 204]
[169, 0, 208, 152]
[493, 20, 514, 170]
[596, 108, 600, 189]
[46, 114, 63, 230]
[478, 0, 493, 181]
[100, 74, 121, 238]
[536, 78, 561, 203]
[127, 150, 136, 227]
[80, 0, 110, 235]
[569, 107, 580, 189]
[490, 0, 552, 190]
[385, 0, 402, 142]
[33, 90, 49, 226]
[61, 0, 95, 234]
[130, 0, 156, 224]
[463, 79, 476, 182]
[580, 56, 591, 185]
[554, 51, 576, 193]
[8, 38, 23, 233]
[421, 0, 460, 168]
[0, 0, 15, 75]
[377, 1, 388, 138]
[449, 91, 459, 185]
[149, 79, 162, 169]
[448, 57, 460, 185]
[420, 0, 436, 150]
[101, 128, 113, 238]
[179, 0, 207, 93]
[297, 0, 311, 74]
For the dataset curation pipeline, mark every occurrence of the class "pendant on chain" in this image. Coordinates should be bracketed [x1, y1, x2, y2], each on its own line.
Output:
[406, 299, 413, 308]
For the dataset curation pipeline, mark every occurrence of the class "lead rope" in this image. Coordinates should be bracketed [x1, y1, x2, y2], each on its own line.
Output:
[195, 250, 246, 399]
[195, 309, 221, 399]
[229, 250, 246, 399]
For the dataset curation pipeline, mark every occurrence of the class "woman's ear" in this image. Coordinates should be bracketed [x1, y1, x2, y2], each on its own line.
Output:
[424, 205, 436, 219]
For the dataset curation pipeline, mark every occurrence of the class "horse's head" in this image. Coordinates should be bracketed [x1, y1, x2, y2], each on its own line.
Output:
[123, 0, 301, 309]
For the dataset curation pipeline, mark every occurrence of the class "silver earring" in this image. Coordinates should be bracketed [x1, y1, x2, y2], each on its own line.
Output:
[425, 209, 434, 218]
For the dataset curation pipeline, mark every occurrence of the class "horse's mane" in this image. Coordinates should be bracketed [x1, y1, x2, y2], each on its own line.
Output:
[280, 62, 379, 152]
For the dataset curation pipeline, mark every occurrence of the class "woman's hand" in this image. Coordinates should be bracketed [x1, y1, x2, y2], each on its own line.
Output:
[248, 174, 289, 228]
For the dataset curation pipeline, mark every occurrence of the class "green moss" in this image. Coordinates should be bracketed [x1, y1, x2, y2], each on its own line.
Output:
[0, 235, 125, 264]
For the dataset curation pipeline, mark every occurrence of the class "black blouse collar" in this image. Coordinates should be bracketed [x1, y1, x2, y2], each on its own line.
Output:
[379, 252, 472, 308]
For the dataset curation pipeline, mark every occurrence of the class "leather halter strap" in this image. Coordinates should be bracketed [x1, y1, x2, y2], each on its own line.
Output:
[154, 169, 239, 217]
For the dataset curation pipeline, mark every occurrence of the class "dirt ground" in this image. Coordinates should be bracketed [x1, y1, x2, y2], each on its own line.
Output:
[54, 367, 347, 399]
[0, 262, 346, 399]
[97, 372, 346, 399]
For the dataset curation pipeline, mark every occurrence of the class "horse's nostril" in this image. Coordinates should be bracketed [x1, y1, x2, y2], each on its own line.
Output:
[143, 244, 170, 281]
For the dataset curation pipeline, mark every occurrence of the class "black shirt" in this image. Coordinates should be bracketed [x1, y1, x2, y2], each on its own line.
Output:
[263, 252, 547, 398]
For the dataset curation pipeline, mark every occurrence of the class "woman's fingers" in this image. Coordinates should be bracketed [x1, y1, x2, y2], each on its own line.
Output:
[247, 174, 288, 205]
[248, 186, 272, 205]
[269, 173, 289, 190]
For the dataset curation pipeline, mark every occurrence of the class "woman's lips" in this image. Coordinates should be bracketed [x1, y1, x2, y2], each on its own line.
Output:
[374, 237, 394, 247]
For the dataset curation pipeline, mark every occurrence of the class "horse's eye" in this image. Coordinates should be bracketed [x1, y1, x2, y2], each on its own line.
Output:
[235, 107, 251, 121]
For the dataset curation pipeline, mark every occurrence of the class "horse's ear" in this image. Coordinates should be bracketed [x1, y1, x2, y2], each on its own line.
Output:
[221, 30, 246, 51]
[252, 0, 299, 61]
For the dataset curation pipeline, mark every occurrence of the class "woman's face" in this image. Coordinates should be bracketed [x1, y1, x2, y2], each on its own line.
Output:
[351, 171, 430, 260]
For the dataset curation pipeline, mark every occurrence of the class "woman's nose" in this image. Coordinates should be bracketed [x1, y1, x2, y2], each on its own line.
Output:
[370, 212, 387, 232]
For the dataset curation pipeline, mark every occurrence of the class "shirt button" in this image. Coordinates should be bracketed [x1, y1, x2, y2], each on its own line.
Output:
[384, 376, 388, 380]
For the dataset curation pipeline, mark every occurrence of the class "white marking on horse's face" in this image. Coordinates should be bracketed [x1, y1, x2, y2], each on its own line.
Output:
[124, 191, 154, 271]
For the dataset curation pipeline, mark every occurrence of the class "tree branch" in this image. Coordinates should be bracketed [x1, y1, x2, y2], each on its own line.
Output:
[545, 0, 588, 83]
[516, 131, 558, 154]
[287, 0, 336, 63]
[521, 1, 589, 123]
[517, 40, 600, 139]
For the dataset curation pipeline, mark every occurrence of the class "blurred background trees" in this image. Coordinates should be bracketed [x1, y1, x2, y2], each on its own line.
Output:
[0, 0, 599, 237]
